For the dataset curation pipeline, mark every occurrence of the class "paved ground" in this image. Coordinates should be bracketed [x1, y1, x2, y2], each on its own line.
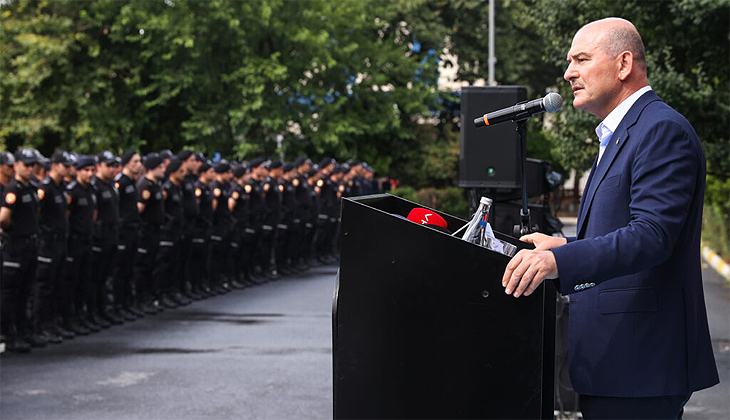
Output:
[0, 264, 338, 420]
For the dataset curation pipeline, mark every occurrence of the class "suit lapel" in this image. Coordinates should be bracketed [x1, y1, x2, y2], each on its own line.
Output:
[575, 90, 661, 238]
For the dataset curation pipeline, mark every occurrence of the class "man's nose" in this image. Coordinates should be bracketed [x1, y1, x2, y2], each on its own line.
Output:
[564, 62, 576, 82]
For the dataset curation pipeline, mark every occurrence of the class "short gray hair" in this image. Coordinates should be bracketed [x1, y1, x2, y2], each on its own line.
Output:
[600, 26, 647, 72]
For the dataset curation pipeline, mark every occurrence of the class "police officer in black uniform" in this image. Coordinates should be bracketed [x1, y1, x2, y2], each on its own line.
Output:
[280, 163, 301, 272]
[133, 153, 166, 314]
[156, 157, 191, 308]
[113, 150, 143, 319]
[260, 161, 282, 278]
[0, 151, 15, 195]
[209, 161, 234, 293]
[0, 149, 41, 352]
[245, 158, 266, 280]
[314, 158, 337, 262]
[91, 151, 122, 326]
[65, 155, 100, 334]
[34, 151, 74, 344]
[191, 160, 214, 295]
[177, 150, 201, 300]
[228, 164, 252, 286]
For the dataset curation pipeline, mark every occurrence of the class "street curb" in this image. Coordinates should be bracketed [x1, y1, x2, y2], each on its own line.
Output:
[702, 243, 730, 281]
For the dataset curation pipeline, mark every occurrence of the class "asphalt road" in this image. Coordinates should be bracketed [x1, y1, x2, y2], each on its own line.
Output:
[1, 256, 727, 419]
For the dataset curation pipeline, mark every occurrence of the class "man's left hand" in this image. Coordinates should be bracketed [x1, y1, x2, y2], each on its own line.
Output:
[502, 249, 559, 297]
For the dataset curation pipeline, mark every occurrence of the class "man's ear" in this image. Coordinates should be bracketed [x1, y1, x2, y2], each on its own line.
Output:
[617, 51, 633, 81]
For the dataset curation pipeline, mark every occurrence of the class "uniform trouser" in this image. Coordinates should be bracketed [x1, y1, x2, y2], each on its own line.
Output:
[231, 226, 254, 281]
[209, 225, 231, 284]
[258, 223, 275, 272]
[65, 234, 92, 320]
[179, 221, 195, 292]
[275, 222, 290, 267]
[113, 227, 139, 308]
[189, 225, 210, 290]
[33, 233, 66, 328]
[132, 228, 161, 302]
[155, 228, 182, 293]
[302, 221, 315, 261]
[1, 237, 37, 337]
[288, 220, 303, 263]
[92, 229, 118, 315]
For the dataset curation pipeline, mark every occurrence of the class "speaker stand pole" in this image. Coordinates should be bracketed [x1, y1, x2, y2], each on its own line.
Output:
[516, 119, 531, 235]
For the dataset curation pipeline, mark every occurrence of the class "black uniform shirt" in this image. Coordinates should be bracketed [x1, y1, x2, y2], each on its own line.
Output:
[247, 180, 265, 225]
[210, 179, 231, 228]
[92, 176, 120, 226]
[194, 179, 213, 227]
[2, 178, 39, 236]
[262, 176, 281, 224]
[67, 181, 96, 236]
[115, 172, 141, 226]
[182, 173, 199, 220]
[229, 181, 250, 225]
[162, 179, 184, 229]
[137, 176, 164, 226]
[281, 178, 299, 221]
[294, 174, 312, 209]
[38, 176, 68, 235]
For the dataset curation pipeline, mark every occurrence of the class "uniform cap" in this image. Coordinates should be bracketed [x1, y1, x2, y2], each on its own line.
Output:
[177, 150, 194, 161]
[346, 159, 360, 166]
[50, 151, 74, 166]
[199, 160, 212, 172]
[294, 157, 307, 167]
[33, 149, 48, 164]
[75, 155, 96, 169]
[159, 149, 173, 160]
[166, 157, 182, 174]
[319, 157, 335, 168]
[98, 150, 117, 164]
[214, 161, 230, 173]
[0, 151, 16, 165]
[15, 148, 39, 165]
[233, 166, 246, 178]
[249, 157, 265, 168]
[144, 153, 163, 169]
[269, 160, 282, 169]
[121, 150, 137, 165]
[283, 163, 294, 172]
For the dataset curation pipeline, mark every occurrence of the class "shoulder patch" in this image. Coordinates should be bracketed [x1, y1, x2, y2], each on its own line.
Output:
[163, 190, 168, 200]
[278, 184, 284, 192]
[244, 184, 252, 194]
[66, 193, 73, 205]
[317, 179, 324, 187]
[142, 190, 151, 200]
[115, 182, 120, 190]
[213, 188, 221, 197]
[37, 189, 45, 201]
[232, 191, 240, 200]
[293, 178, 299, 187]
[5, 192, 16, 205]
[338, 184, 346, 192]
[263, 183, 270, 192]
[195, 188, 202, 197]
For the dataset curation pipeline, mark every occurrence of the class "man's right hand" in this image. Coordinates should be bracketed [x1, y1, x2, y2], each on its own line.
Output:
[519, 232, 567, 251]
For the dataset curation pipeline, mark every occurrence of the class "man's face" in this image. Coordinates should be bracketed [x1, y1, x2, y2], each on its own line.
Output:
[77, 166, 95, 184]
[270, 167, 283, 178]
[1, 164, 14, 179]
[564, 26, 622, 119]
[52, 162, 69, 178]
[14, 161, 33, 182]
[126, 154, 143, 175]
[202, 167, 215, 182]
[170, 166, 186, 183]
[97, 162, 116, 180]
[183, 154, 197, 174]
[151, 164, 166, 181]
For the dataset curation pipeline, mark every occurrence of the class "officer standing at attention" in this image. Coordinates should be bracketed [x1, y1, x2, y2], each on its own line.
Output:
[228, 164, 251, 287]
[191, 160, 214, 295]
[113, 150, 143, 319]
[0, 151, 15, 195]
[91, 151, 122, 326]
[209, 161, 234, 293]
[177, 150, 201, 300]
[280, 163, 301, 272]
[261, 161, 282, 279]
[65, 155, 101, 333]
[157, 157, 191, 307]
[293, 158, 314, 267]
[133, 153, 166, 314]
[0, 149, 41, 352]
[33, 151, 74, 344]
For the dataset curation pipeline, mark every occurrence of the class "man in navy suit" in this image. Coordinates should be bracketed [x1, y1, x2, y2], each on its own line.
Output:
[502, 18, 719, 418]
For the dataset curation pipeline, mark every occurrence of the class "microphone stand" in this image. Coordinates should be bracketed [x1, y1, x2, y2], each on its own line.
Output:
[515, 118, 531, 236]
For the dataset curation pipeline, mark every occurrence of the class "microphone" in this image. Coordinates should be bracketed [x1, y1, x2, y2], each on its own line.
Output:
[406, 208, 449, 233]
[473, 92, 563, 127]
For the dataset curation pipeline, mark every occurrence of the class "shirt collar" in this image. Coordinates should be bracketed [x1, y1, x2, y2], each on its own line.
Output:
[599, 85, 653, 134]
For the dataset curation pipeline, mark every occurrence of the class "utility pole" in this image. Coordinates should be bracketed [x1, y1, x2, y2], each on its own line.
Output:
[488, 0, 496, 85]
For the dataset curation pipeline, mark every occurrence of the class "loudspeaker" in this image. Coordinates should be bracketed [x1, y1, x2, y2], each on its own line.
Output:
[459, 86, 527, 188]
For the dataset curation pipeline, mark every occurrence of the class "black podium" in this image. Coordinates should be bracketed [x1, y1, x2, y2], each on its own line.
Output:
[333, 194, 555, 419]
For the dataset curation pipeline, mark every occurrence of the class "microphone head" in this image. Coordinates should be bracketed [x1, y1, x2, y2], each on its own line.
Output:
[542, 92, 563, 113]
[406, 207, 448, 229]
